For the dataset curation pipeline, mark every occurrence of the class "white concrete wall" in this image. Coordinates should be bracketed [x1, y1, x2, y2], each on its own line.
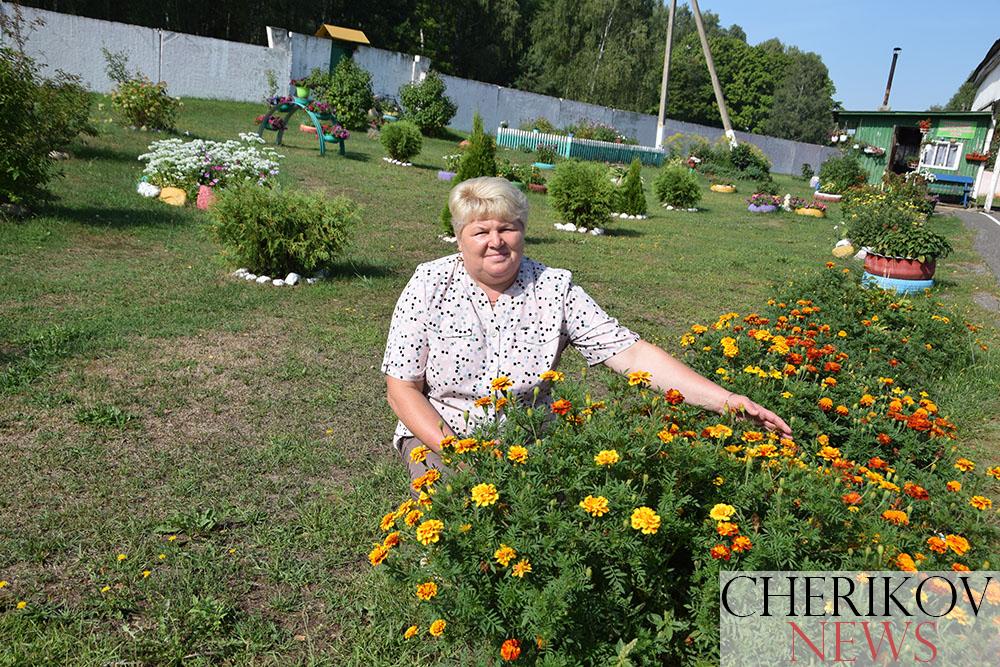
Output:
[289, 31, 330, 79]
[973, 60, 1000, 111]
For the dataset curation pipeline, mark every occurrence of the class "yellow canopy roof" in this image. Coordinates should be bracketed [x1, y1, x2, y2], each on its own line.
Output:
[314, 24, 370, 45]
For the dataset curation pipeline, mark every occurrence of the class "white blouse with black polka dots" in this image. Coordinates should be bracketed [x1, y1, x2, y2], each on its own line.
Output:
[382, 253, 639, 449]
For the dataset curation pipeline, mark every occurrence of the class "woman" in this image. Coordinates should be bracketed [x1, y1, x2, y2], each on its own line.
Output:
[383, 177, 791, 489]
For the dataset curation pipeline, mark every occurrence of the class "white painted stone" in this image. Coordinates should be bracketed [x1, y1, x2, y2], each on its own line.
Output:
[306, 277, 318, 284]
[835, 239, 852, 248]
[232, 268, 248, 277]
[244, 273, 257, 281]
[285, 272, 300, 285]
[564, 223, 576, 232]
[577, 227, 587, 233]
[687, 207, 698, 212]
[272, 279, 285, 286]
[256, 275, 270, 284]
[664, 204, 674, 210]
[137, 181, 160, 198]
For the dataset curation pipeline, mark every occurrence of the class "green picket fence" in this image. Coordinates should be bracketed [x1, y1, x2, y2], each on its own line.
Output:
[495, 127, 666, 166]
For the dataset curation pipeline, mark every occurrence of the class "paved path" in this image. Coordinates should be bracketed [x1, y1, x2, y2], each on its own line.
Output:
[954, 208, 1000, 286]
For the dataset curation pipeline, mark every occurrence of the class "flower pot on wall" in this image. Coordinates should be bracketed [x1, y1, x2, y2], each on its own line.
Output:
[863, 252, 936, 280]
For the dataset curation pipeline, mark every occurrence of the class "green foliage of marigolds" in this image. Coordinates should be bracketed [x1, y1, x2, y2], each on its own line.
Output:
[548, 160, 614, 228]
[380, 120, 423, 162]
[818, 153, 867, 195]
[209, 184, 357, 275]
[303, 59, 374, 130]
[618, 158, 647, 215]
[456, 113, 497, 182]
[653, 163, 701, 209]
[375, 266, 995, 664]
[103, 48, 179, 131]
[399, 71, 457, 136]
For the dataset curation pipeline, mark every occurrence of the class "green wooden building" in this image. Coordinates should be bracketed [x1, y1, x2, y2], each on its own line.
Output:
[832, 110, 992, 193]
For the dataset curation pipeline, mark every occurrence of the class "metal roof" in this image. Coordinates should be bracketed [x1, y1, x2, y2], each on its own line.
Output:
[970, 38, 1000, 87]
[314, 24, 370, 44]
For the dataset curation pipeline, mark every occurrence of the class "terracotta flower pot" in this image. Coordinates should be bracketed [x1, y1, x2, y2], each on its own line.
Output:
[196, 185, 216, 210]
[795, 207, 825, 218]
[528, 183, 547, 194]
[863, 252, 936, 280]
[710, 184, 736, 193]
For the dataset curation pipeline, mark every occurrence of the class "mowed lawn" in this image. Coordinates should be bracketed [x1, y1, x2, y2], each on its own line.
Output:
[2, 98, 999, 665]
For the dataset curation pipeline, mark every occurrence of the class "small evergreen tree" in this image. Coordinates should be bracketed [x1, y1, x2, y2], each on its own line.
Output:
[619, 158, 646, 215]
[443, 112, 498, 236]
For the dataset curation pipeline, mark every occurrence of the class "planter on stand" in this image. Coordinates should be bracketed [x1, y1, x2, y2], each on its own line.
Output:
[747, 204, 777, 213]
[437, 170, 456, 182]
[295, 86, 310, 99]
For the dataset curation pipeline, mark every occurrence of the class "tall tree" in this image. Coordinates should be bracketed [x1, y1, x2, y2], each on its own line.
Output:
[943, 79, 977, 111]
[762, 48, 835, 144]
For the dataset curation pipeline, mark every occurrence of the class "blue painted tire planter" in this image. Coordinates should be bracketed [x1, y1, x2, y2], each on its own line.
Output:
[747, 204, 777, 213]
[533, 162, 555, 170]
[437, 170, 456, 182]
[862, 272, 934, 294]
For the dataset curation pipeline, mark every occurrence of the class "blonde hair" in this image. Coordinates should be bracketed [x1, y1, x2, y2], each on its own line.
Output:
[448, 176, 528, 236]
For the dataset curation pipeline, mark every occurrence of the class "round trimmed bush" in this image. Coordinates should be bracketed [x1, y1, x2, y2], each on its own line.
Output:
[399, 71, 457, 136]
[380, 121, 423, 162]
[653, 163, 702, 208]
[818, 154, 867, 194]
[548, 160, 614, 228]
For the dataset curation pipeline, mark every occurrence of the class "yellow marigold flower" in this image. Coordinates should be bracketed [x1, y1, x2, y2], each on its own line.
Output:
[141, 570, 151, 578]
[416, 581, 438, 601]
[713, 476, 725, 486]
[627, 370, 652, 387]
[579, 495, 610, 517]
[721, 337, 739, 358]
[817, 434, 830, 446]
[987, 466, 1000, 480]
[879, 377, 894, 386]
[471, 483, 499, 507]
[16, 601, 26, 610]
[539, 370, 565, 382]
[409, 445, 432, 463]
[368, 543, 389, 566]
[656, 429, 675, 444]
[704, 424, 733, 439]
[415, 519, 444, 545]
[709, 504, 736, 521]
[507, 445, 528, 464]
[881, 510, 909, 526]
[117, 554, 127, 562]
[167, 535, 177, 542]
[495, 544, 517, 567]
[404, 509, 423, 526]
[454, 438, 479, 454]
[945, 534, 970, 555]
[380, 512, 396, 532]
[393, 499, 415, 517]
[511, 559, 532, 578]
[491, 376, 513, 392]
[100, 585, 111, 593]
[896, 553, 917, 572]
[459, 523, 472, 533]
[691, 324, 708, 334]
[769, 336, 790, 354]
[0, 580, 7, 589]
[439, 435, 456, 449]
[631, 506, 661, 535]
[157, 553, 166, 560]
[429, 619, 446, 637]
[781, 391, 793, 399]
[859, 394, 876, 407]
[742, 431, 764, 443]
[954, 458, 975, 472]
[594, 449, 620, 466]
[817, 446, 841, 461]
[404, 625, 419, 639]
[946, 480, 962, 492]
[474, 396, 492, 408]
[969, 496, 992, 511]
[680, 333, 695, 346]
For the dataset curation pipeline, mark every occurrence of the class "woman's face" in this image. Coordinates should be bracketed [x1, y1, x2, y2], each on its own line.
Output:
[457, 217, 525, 290]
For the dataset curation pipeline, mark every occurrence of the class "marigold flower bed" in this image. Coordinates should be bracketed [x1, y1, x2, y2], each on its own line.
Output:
[368, 265, 997, 664]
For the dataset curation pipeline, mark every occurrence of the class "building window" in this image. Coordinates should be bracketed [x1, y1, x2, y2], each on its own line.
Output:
[919, 141, 962, 170]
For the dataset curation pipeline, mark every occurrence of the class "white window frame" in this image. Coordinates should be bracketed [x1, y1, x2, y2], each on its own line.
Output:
[918, 140, 963, 171]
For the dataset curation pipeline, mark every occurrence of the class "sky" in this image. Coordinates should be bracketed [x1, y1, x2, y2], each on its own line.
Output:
[695, 0, 1000, 111]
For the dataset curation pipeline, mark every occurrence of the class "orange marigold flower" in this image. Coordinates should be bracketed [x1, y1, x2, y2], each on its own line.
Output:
[954, 458, 975, 473]
[539, 370, 564, 382]
[817, 445, 841, 461]
[474, 396, 492, 408]
[988, 466, 1000, 480]
[579, 495, 610, 517]
[415, 519, 444, 545]
[630, 507, 661, 534]
[742, 431, 764, 443]
[664, 389, 685, 404]
[429, 619, 446, 637]
[903, 482, 929, 500]
[821, 377, 837, 388]
[876, 433, 892, 446]
[551, 399, 572, 415]
[383, 531, 401, 548]
[732, 535, 753, 553]
[881, 510, 909, 525]
[491, 376, 513, 392]
[859, 394, 876, 407]
[835, 405, 849, 416]
[927, 536, 947, 554]
[627, 370, 652, 387]
[507, 445, 529, 464]
[896, 553, 917, 572]
[511, 559, 532, 578]
[404, 509, 425, 527]
[868, 457, 887, 470]
[454, 438, 478, 454]
[817, 434, 830, 446]
[710, 544, 731, 561]
[471, 483, 499, 507]
[952, 563, 971, 572]
[368, 543, 389, 567]
[716, 521, 739, 537]
[946, 480, 962, 492]
[416, 581, 438, 601]
[404, 625, 419, 639]
[703, 424, 734, 439]
[500, 639, 522, 661]
[824, 361, 842, 373]
[970, 496, 992, 511]
[409, 445, 431, 463]
[657, 428, 675, 444]
[494, 544, 517, 567]
[379, 511, 396, 532]
[945, 534, 970, 555]
[842, 492, 862, 506]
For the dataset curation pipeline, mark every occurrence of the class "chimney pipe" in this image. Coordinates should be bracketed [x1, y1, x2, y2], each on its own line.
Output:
[880, 47, 901, 110]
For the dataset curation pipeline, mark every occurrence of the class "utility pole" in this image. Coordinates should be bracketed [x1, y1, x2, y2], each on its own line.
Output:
[690, 0, 737, 147]
[879, 47, 901, 111]
[654, 0, 677, 148]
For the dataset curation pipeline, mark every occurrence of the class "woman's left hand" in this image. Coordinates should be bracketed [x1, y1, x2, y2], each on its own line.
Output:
[723, 393, 793, 438]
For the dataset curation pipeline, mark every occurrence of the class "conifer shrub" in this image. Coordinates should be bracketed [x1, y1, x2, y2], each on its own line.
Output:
[209, 184, 357, 275]
[380, 121, 423, 162]
[399, 71, 457, 136]
[617, 158, 647, 215]
[456, 113, 497, 182]
[653, 163, 702, 208]
[548, 160, 614, 228]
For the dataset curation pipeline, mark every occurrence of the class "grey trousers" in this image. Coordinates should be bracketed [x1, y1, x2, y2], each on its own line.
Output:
[398, 436, 452, 500]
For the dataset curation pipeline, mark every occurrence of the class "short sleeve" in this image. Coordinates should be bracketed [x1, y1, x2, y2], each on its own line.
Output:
[381, 268, 429, 381]
[564, 282, 640, 366]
